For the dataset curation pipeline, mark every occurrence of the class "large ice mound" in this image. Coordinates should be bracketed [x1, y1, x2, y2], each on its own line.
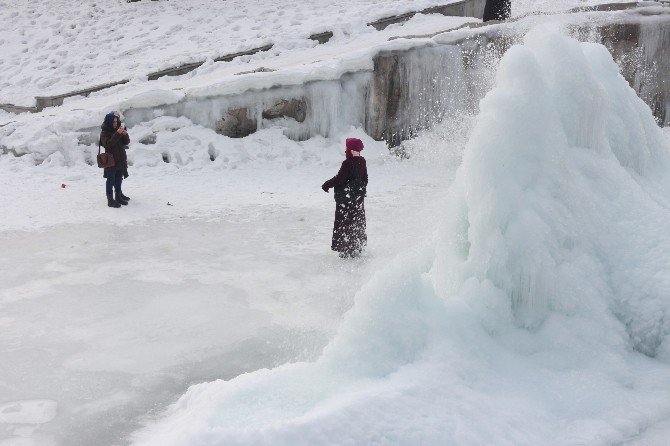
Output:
[443, 28, 670, 355]
[131, 30, 670, 446]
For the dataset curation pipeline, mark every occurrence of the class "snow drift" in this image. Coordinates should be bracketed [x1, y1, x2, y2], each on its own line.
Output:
[131, 30, 670, 445]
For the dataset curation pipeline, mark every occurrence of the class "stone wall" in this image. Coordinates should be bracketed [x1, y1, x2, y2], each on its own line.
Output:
[593, 19, 670, 125]
[368, 11, 670, 144]
[367, 29, 518, 144]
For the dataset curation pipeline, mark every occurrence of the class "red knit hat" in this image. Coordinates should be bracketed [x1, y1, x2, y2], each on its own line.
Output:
[346, 138, 364, 151]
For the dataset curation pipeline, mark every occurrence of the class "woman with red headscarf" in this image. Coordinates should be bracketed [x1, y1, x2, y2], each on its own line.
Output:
[322, 138, 368, 258]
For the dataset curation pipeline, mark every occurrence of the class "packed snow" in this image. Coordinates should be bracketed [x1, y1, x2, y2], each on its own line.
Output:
[2, 1, 670, 446]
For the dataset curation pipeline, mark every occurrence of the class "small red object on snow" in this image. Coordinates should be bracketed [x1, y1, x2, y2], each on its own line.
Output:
[60, 183, 67, 188]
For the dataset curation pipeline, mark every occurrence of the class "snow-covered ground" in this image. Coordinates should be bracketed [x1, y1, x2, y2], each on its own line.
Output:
[0, 121, 469, 445]
[0, 0, 475, 106]
[2, 1, 670, 446]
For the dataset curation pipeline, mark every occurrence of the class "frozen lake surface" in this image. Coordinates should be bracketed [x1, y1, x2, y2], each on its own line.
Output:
[0, 138, 454, 445]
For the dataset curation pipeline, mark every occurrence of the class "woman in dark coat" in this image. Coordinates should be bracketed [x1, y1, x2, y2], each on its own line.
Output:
[100, 111, 131, 208]
[322, 138, 368, 258]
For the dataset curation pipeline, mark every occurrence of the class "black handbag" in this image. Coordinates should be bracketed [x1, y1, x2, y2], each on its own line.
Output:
[97, 141, 115, 169]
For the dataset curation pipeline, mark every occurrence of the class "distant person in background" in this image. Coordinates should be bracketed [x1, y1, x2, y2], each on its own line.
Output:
[483, 0, 511, 21]
[100, 111, 131, 208]
[322, 138, 368, 258]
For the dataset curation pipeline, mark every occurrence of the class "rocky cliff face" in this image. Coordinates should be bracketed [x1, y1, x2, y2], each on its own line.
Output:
[367, 29, 517, 145]
[368, 10, 670, 145]
[595, 19, 670, 125]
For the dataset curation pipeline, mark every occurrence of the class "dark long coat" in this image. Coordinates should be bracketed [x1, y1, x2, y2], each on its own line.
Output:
[483, 0, 511, 21]
[322, 156, 368, 255]
[100, 124, 130, 178]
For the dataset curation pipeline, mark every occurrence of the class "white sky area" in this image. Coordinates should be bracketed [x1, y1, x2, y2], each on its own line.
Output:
[1, 1, 670, 446]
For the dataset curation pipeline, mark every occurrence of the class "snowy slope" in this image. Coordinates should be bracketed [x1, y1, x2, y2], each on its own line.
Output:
[5, 4, 668, 166]
[0, 0, 470, 106]
[0, 0, 637, 106]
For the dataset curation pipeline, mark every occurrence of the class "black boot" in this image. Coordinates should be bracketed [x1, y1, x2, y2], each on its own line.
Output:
[119, 191, 130, 201]
[115, 192, 128, 206]
[107, 195, 121, 208]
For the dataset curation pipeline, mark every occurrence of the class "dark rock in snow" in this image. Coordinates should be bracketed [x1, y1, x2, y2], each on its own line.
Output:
[138, 133, 157, 145]
[215, 108, 258, 138]
[262, 98, 307, 123]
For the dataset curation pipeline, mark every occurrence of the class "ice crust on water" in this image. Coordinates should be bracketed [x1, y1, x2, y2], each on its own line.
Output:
[0, 400, 57, 425]
[132, 30, 670, 445]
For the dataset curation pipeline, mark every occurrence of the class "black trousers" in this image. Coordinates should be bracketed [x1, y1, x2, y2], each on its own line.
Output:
[105, 170, 123, 196]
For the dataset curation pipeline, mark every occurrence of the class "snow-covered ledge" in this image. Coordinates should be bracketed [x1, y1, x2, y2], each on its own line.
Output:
[1, 3, 668, 156]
